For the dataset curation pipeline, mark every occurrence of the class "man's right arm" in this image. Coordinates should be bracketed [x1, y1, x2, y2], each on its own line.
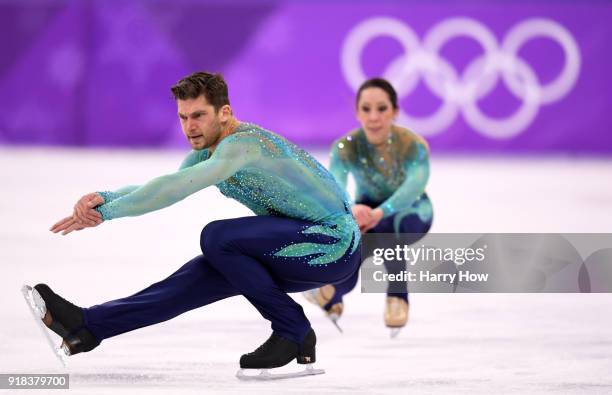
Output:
[94, 149, 207, 205]
[73, 149, 210, 225]
[97, 185, 140, 204]
[178, 149, 209, 170]
[95, 135, 260, 221]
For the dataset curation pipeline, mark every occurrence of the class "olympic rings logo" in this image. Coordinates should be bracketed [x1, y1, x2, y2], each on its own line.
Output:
[341, 17, 581, 139]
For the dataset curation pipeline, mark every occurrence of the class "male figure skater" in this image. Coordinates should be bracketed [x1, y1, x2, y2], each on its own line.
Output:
[26, 72, 360, 378]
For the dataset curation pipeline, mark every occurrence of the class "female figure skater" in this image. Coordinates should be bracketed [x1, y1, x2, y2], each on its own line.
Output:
[305, 78, 433, 336]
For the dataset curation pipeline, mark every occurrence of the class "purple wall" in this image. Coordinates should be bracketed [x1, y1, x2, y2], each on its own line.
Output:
[0, 1, 610, 153]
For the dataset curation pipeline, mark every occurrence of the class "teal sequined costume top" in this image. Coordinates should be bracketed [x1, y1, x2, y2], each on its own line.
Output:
[329, 126, 432, 230]
[95, 123, 360, 265]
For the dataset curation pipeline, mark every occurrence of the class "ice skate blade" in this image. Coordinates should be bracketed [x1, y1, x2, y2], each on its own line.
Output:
[328, 313, 343, 333]
[236, 364, 325, 381]
[389, 327, 402, 338]
[302, 289, 319, 305]
[21, 285, 68, 368]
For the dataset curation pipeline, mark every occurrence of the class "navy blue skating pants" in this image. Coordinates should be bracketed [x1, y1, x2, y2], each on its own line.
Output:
[324, 195, 432, 309]
[83, 216, 360, 344]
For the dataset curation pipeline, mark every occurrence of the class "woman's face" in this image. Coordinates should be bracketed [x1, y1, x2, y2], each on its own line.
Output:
[356, 87, 398, 145]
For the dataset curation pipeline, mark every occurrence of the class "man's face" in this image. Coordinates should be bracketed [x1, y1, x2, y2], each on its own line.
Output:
[177, 95, 223, 150]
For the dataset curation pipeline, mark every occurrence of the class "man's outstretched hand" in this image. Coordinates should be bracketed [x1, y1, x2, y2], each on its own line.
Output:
[50, 192, 105, 235]
[73, 192, 104, 226]
[50, 214, 102, 235]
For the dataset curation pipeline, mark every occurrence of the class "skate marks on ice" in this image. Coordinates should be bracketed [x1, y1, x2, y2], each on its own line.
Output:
[70, 372, 172, 386]
[64, 359, 238, 388]
[21, 285, 68, 368]
[236, 364, 325, 381]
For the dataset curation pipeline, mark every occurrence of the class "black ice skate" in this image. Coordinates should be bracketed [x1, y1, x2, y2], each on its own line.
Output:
[236, 329, 325, 380]
[21, 284, 99, 366]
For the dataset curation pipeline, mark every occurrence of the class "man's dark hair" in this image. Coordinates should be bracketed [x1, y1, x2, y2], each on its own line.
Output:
[171, 72, 230, 112]
[356, 78, 398, 109]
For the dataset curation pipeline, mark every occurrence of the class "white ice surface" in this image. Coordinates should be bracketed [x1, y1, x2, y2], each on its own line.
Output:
[1, 147, 611, 394]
